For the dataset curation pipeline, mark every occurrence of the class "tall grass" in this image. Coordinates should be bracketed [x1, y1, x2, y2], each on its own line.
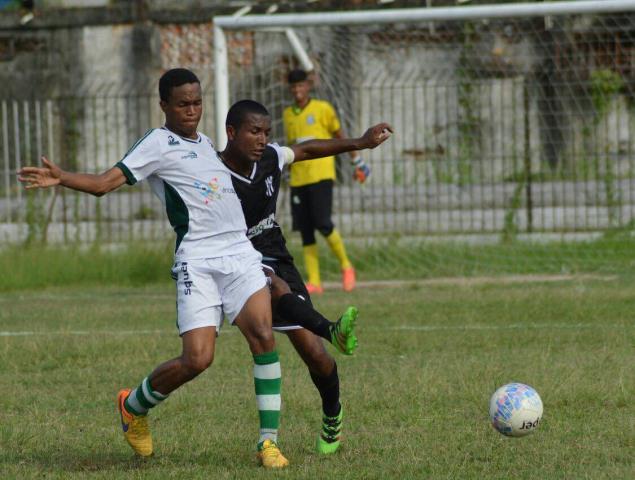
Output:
[308, 235, 635, 281]
[3, 235, 635, 291]
[0, 243, 174, 291]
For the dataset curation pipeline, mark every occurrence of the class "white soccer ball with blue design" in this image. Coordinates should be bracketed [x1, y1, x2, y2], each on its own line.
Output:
[489, 382, 543, 437]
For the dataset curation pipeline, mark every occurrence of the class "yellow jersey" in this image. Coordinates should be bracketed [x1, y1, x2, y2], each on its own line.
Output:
[282, 99, 341, 187]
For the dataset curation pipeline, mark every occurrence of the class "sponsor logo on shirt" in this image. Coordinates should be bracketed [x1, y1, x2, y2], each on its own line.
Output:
[182, 151, 198, 160]
[306, 114, 315, 125]
[265, 175, 274, 197]
[194, 178, 236, 204]
[194, 178, 221, 204]
[168, 135, 180, 146]
[247, 213, 276, 239]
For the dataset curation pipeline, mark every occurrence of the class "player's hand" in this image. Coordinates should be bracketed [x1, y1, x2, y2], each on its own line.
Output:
[352, 157, 371, 183]
[18, 156, 61, 189]
[359, 123, 393, 149]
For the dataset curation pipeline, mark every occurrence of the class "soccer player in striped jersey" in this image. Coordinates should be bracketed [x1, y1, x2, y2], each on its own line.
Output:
[219, 99, 391, 454]
[18, 70, 289, 468]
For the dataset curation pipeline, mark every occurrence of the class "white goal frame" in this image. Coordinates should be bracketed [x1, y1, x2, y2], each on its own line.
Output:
[213, 0, 635, 149]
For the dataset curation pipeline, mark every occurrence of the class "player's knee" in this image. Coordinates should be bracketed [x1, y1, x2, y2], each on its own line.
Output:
[317, 223, 334, 237]
[245, 321, 275, 352]
[182, 350, 214, 377]
[301, 235, 316, 246]
[252, 322, 274, 344]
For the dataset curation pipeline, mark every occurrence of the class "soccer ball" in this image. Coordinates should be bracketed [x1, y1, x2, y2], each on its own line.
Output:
[489, 382, 543, 437]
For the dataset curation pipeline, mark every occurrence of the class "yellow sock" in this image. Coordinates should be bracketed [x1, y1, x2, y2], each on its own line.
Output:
[326, 230, 352, 270]
[303, 244, 321, 286]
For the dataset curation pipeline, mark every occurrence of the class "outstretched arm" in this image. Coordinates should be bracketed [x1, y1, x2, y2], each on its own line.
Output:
[333, 128, 361, 162]
[18, 156, 127, 197]
[290, 122, 392, 162]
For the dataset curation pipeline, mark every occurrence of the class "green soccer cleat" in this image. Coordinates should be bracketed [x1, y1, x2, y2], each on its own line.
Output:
[329, 306, 358, 355]
[316, 407, 343, 455]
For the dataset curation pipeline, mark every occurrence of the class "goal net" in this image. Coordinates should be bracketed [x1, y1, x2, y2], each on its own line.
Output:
[214, 1, 635, 281]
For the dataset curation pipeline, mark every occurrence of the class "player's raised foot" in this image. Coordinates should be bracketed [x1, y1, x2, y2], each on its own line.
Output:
[117, 388, 153, 457]
[342, 267, 356, 292]
[317, 407, 343, 455]
[305, 282, 324, 295]
[256, 439, 289, 468]
[329, 306, 358, 355]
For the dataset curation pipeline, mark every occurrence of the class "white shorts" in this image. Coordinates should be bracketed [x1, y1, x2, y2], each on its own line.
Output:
[171, 250, 267, 335]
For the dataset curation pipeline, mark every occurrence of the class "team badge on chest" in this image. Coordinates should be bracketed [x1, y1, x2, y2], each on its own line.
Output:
[265, 176, 274, 197]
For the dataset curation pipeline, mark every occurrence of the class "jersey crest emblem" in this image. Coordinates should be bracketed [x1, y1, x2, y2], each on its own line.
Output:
[168, 135, 180, 146]
[306, 114, 315, 125]
[265, 175, 274, 197]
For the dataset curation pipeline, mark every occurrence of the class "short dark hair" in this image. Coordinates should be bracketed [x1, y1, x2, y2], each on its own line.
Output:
[287, 69, 308, 84]
[226, 99, 270, 129]
[159, 68, 200, 102]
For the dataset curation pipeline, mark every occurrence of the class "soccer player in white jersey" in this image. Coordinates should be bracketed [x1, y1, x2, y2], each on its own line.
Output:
[18, 69, 289, 468]
[219, 99, 391, 454]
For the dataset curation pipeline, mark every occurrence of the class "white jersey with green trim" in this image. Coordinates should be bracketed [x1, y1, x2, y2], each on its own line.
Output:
[116, 127, 255, 261]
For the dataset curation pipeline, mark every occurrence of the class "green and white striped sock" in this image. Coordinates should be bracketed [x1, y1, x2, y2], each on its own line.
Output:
[253, 351, 282, 445]
[124, 376, 168, 416]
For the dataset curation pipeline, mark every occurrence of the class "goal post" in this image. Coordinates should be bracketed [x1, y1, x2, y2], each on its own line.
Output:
[212, 0, 635, 281]
[214, 0, 635, 147]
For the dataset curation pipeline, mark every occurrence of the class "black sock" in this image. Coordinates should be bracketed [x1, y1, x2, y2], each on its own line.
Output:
[310, 363, 341, 418]
[275, 293, 332, 341]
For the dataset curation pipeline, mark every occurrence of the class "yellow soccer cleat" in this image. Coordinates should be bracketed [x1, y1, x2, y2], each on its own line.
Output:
[256, 439, 289, 468]
[117, 388, 153, 457]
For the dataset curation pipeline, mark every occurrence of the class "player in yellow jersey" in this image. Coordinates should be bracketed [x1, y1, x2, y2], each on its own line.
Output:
[282, 69, 371, 294]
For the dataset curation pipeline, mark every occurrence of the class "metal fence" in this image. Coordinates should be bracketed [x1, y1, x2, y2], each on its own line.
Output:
[223, 5, 635, 241]
[4, 5, 635, 246]
[2, 78, 635, 246]
[0, 87, 217, 245]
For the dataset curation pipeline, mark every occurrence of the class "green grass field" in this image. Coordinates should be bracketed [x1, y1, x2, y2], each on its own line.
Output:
[1, 277, 633, 479]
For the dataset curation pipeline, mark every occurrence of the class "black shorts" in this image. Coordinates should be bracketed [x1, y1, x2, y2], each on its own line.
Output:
[262, 257, 312, 331]
[290, 179, 335, 243]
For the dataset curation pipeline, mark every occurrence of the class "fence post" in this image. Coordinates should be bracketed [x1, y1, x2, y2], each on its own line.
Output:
[524, 78, 533, 233]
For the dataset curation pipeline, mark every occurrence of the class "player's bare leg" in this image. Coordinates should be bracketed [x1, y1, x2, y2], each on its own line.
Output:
[234, 287, 289, 468]
[118, 327, 217, 457]
[149, 327, 217, 393]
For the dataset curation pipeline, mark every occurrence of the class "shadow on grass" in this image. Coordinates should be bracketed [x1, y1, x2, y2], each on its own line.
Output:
[5, 450, 153, 473]
[7, 444, 260, 474]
